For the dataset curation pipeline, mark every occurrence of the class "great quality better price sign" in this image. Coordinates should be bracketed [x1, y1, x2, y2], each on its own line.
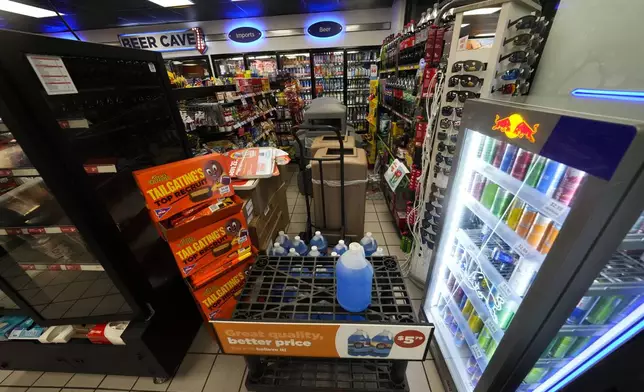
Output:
[212, 321, 433, 360]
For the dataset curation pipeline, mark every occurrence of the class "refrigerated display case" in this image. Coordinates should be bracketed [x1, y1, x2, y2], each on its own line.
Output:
[0, 30, 200, 377]
[346, 47, 378, 133]
[211, 54, 246, 85]
[313, 50, 344, 103]
[279, 52, 312, 104]
[422, 99, 644, 392]
[165, 56, 213, 88]
[247, 53, 278, 79]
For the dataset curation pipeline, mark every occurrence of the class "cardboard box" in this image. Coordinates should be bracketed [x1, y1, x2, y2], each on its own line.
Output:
[133, 153, 234, 222]
[235, 175, 283, 222]
[168, 211, 251, 278]
[246, 181, 288, 251]
[188, 245, 255, 289]
[192, 256, 254, 320]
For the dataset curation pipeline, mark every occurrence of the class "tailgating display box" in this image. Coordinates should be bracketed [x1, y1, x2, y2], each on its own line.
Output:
[133, 153, 234, 222]
[168, 211, 251, 278]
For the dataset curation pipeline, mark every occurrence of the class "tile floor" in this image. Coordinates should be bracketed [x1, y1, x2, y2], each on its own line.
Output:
[0, 166, 445, 392]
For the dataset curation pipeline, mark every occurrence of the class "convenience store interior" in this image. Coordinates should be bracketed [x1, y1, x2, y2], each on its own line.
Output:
[1, 0, 644, 392]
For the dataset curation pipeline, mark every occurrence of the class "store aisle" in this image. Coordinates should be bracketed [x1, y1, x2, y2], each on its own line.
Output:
[0, 165, 443, 392]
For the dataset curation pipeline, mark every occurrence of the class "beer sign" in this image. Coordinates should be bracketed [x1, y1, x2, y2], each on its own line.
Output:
[118, 28, 207, 54]
[307, 21, 343, 38]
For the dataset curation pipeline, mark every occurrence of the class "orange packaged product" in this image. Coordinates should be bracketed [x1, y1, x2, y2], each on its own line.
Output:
[189, 245, 255, 289]
[133, 153, 234, 222]
[192, 256, 254, 320]
[168, 211, 251, 278]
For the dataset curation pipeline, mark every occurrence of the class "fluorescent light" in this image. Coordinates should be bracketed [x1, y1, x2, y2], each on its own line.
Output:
[0, 0, 59, 18]
[461, 23, 470, 27]
[473, 33, 496, 38]
[148, 0, 193, 7]
[463, 7, 501, 16]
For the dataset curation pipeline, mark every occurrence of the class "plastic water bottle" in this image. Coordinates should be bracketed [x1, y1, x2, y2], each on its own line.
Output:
[309, 246, 321, 257]
[275, 231, 292, 251]
[271, 242, 287, 256]
[371, 330, 394, 357]
[287, 248, 299, 256]
[336, 243, 373, 312]
[310, 231, 328, 255]
[292, 235, 309, 256]
[332, 240, 348, 255]
[373, 247, 385, 256]
[360, 232, 378, 256]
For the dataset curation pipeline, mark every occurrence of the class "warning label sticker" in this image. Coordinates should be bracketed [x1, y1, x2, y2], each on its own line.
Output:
[26, 54, 78, 95]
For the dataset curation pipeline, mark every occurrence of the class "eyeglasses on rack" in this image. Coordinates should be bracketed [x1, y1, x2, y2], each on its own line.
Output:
[441, 106, 463, 117]
[509, 15, 549, 34]
[496, 67, 532, 81]
[448, 75, 485, 88]
[503, 33, 542, 49]
[452, 60, 487, 73]
[493, 82, 530, 95]
[438, 132, 459, 143]
[439, 118, 461, 131]
[446, 90, 480, 103]
[438, 141, 456, 154]
[499, 50, 539, 64]
[436, 153, 453, 166]
[434, 165, 452, 176]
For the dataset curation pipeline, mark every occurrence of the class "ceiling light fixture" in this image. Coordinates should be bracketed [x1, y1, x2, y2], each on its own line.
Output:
[463, 7, 501, 16]
[148, 0, 194, 7]
[0, 0, 59, 18]
[461, 23, 470, 27]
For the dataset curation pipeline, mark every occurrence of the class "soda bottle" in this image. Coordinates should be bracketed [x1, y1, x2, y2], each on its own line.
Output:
[336, 242, 374, 312]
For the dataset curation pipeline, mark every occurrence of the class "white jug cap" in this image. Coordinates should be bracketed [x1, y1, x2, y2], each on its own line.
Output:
[331, 252, 338, 256]
[366, 232, 373, 237]
[311, 246, 318, 250]
[338, 240, 345, 245]
[349, 243, 363, 251]
[315, 231, 321, 236]
[279, 230, 285, 235]
[290, 248, 296, 252]
[274, 242, 280, 247]
[295, 235, 301, 240]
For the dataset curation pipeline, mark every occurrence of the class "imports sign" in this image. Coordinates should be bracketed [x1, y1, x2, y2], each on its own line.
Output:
[228, 27, 263, 43]
[118, 28, 207, 54]
[212, 321, 433, 360]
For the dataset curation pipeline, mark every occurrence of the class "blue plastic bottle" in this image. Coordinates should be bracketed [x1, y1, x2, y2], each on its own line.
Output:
[275, 231, 292, 251]
[371, 330, 394, 357]
[271, 242, 287, 256]
[359, 232, 378, 256]
[308, 246, 321, 257]
[292, 235, 309, 256]
[348, 329, 371, 356]
[332, 240, 348, 255]
[310, 231, 328, 255]
[336, 243, 373, 312]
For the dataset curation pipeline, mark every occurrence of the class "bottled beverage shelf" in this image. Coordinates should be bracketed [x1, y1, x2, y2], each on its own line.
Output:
[463, 195, 545, 268]
[380, 68, 396, 74]
[586, 251, 644, 296]
[379, 103, 413, 124]
[455, 227, 522, 305]
[442, 286, 490, 371]
[444, 257, 505, 344]
[398, 64, 420, 71]
[619, 233, 644, 250]
[558, 323, 610, 336]
[219, 89, 278, 105]
[347, 88, 370, 91]
[474, 160, 570, 226]
[431, 307, 475, 392]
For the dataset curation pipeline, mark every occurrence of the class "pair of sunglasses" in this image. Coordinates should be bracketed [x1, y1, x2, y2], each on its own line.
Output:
[434, 165, 451, 176]
[436, 153, 453, 166]
[438, 141, 456, 154]
[497, 67, 531, 81]
[499, 50, 539, 64]
[448, 75, 484, 88]
[447, 90, 480, 103]
[509, 15, 549, 33]
[440, 118, 461, 131]
[431, 183, 446, 195]
[494, 82, 530, 95]
[503, 33, 542, 49]
[452, 60, 487, 73]
[441, 106, 463, 117]
[438, 132, 458, 143]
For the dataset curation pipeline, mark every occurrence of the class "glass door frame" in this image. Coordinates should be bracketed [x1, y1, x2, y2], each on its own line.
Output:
[244, 51, 279, 79]
[0, 32, 187, 325]
[420, 99, 644, 392]
[310, 47, 347, 102]
[210, 53, 247, 79]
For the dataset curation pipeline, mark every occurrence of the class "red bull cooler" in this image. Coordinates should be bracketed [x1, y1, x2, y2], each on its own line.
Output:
[510, 149, 534, 181]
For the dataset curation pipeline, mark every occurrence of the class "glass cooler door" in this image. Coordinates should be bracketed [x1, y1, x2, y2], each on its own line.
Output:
[0, 121, 132, 322]
[279, 52, 312, 104]
[313, 50, 345, 103]
[423, 124, 591, 391]
[212, 55, 246, 85]
[346, 48, 378, 133]
[247, 54, 278, 79]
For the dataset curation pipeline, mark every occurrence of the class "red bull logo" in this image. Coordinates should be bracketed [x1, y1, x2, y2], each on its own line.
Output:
[492, 113, 539, 143]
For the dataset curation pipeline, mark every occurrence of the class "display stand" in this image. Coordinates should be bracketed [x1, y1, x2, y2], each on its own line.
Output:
[212, 255, 434, 391]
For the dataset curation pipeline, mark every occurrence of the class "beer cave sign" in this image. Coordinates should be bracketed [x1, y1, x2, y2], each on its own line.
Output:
[119, 28, 207, 54]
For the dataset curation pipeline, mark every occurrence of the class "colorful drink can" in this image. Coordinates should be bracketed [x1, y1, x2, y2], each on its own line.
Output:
[538, 222, 561, 254]
[505, 199, 526, 230]
[490, 189, 513, 218]
[466, 356, 479, 375]
[470, 367, 483, 387]
[515, 207, 538, 238]
[584, 295, 623, 325]
[468, 312, 484, 334]
[466, 171, 478, 193]
[449, 318, 459, 334]
[550, 336, 577, 358]
[499, 144, 519, 173]
[491, 140, 507, 168]
[462, 299, 474, 319]
[608, 295, 644, 324]
[524, 155, 546, 187]
[443, 308, 454, 325]
[485, 338, 498, 359]
[477, 326, 493, 351]
[510, 149, 534, 181]
[526, 215, 553, 249]
[524, 367, 549, 384]
[567, 296, 597, 324]
[454, 328, 465, 347]
[480, 182, 500, 209]
[453, 286, 465, 304]
[480, 224, 492, 242]
[471, 173, 487, 200]
[459, 294, 469, 310]
[481, 137, 497, 163]
[554, 167, 586, 206]
[536, 159, 566, 196]
[476, 138, 485, 158]
[497, 306, 515, 330]
[492, 247, 514, 264]
[567, 336, 595, 357]
[446, 272, 457, 291]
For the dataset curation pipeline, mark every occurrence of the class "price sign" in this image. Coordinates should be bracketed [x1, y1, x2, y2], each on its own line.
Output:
[5, 228, 23, 235]
[471, 344, 484, 358]
[27, 227, 46, 234]
[394, 330, 427, 348]
[542, 200, 567, 221]
[60, 226, 77, 233]
[515, 241, 531, 258]
[485, 319, 500, 335]
[48, 264, 62, 271]
[498, 281, 513, 298]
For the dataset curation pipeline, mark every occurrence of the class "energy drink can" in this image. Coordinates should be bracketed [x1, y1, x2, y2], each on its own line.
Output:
[550, 336, 577, 358]
[567, 336, 594, 357]
[492, 247, 514, 264]
[526, 215, 553, 249]
[515, 207, 538, 238]
[485, 338, 498, 358]
[480, 225, 492, 242]
[608, 295, 644, 324]
[538, 222, 561, 254]
[446, 273, 457, 291]
[467, 312, 484, 334]
[476, 137, 485, 158]
[499, 144, 519, 173]
[554, 167, 586, 206]
[491, 140, 507, 168]
[470, 367, 483, 387]
[629, 215, 644, 234]
[454, 328, 465, 347]
[584, 296, 623, 325]
[466, 356, 479, 375]
[567, 296, 597, 324]
[480, 182, 500, 209]
[511, 149, 534, 181]
[449, 318, 459, 334]
[497, 306, 515, 330]
[505, 199, 526, 230]
[453, 286, 465, 304]
[477, 326, 493, 351]
[536, 159, 566, 196]
[525, 155, 547, 187]
[524, 367, 549, 384]
[466, 172, 478, 193]
[481, 137, 497, 163]
[490, 189, 513, 218]
[471, 174, 487, 200]
[459, 294, 469, 310]
[462, 299, 474, 319]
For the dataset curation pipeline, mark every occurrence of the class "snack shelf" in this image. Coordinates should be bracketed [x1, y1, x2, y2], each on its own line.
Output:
[463, 193, 545, 265]
[0, 164, 117, 177]
[221, 89, 279, 105]
[473, 160, 570, 226]
[455, 228, 522, 305]
[18, 262, 104, 272]
[398, 64, 420, 71]
[246, 129, 272, 147]
[0, 225, 77, 235]
[347, 88, 370, 91]
[442, 285, 490, 371]
[230, 107, 276, 130]
[380, 103, 413, 124]
[444, 257, 504, 344]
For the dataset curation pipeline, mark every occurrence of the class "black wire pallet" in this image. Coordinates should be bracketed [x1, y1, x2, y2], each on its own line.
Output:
[231, 255, 426, 392]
